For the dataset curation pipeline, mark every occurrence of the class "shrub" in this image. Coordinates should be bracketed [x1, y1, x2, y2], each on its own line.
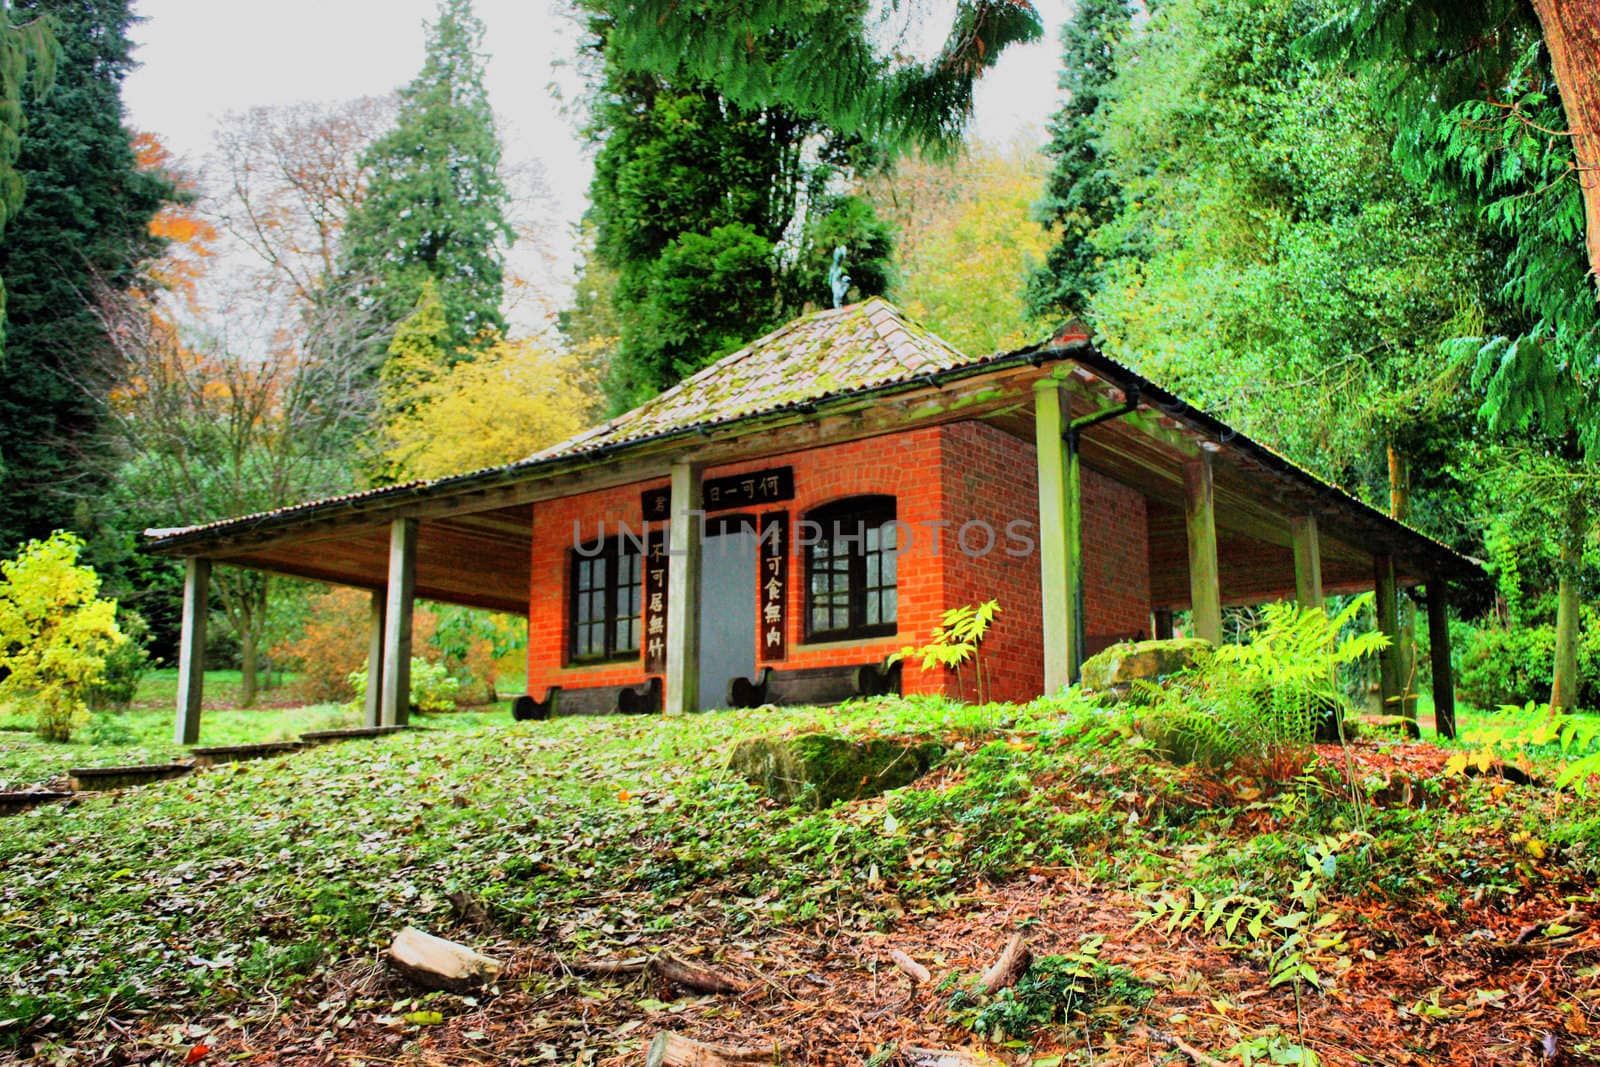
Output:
[349, 657, 461, 714]
[1133, 597, 1387, 772]
[85, 609, 152, 712]
[272, 587, 440, 703]
[1458, 617, 1600, 710]
[0, 533, 124, 742]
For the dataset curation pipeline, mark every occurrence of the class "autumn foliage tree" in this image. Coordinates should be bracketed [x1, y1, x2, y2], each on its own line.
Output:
[866, 143, 1052, 354]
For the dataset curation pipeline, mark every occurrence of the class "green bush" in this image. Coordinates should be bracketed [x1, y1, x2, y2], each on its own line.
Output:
[85, 609, 151, 712]
[1458, 615, 1599, 710]
[348, 657, 461, 714]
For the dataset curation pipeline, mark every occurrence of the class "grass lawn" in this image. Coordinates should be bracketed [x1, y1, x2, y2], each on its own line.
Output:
[0, 668, 516, 790]
[3, 689, 1598, 1064]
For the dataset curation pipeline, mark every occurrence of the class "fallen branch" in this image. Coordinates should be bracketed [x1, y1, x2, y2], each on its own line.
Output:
[902, 1047, 1002, 1067]
[978, 933, 1031, 994]
[1144, 1027, 1228, 1067]
[560, 952, 748, 995]
[646, 1032, 780, 1066]
[889, 948, 931, 984]
[654, 952, 749, 995]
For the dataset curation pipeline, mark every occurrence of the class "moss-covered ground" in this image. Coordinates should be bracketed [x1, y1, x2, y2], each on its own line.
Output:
[1, 693, 1597, 1064]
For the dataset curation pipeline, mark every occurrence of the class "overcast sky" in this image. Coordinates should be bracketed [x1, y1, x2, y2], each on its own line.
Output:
[122, 0, 1071, 323]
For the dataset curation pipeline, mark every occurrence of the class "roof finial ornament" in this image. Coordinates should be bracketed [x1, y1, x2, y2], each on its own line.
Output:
[828, 244, 850, 308]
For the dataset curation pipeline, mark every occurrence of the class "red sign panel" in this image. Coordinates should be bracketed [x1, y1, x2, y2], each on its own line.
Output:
[642, 528, 668, 675]
[758, 511, 787, 661]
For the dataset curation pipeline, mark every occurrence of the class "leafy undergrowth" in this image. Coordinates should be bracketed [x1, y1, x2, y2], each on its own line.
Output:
[2, 695, 1599, 1065]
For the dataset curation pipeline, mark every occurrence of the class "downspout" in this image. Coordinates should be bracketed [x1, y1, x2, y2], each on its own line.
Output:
[1065, 387, 1140, 680]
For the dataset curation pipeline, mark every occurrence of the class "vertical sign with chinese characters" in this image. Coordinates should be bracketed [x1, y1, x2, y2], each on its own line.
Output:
[642, 528, 668, 675]
[758, 511, 787, 661]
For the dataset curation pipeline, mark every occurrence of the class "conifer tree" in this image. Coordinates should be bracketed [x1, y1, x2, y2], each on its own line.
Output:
[585, 0, 1019, 410]
[341, 0, 512, 362]
[0, 1, 56, 348]
[1026, 0, 1133, 322]
[0, 0, 169, 550]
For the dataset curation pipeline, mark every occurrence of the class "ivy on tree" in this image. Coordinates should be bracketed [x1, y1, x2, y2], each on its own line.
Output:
[341, 0, 513, 362]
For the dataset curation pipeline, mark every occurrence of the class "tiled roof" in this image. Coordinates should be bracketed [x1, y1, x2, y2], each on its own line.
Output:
[529, 298, 978, 461]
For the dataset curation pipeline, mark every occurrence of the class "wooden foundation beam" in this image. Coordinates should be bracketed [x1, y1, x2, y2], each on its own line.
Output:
[1033, 379, 1075, 692]
[1427, 580, 1456, 739]
[365, 589, 386, 728]
[173, 557, 211, 745]
[665, 461, 703, 715]
[381, 518, 418, 727]
[1184, 455, 1222, 644]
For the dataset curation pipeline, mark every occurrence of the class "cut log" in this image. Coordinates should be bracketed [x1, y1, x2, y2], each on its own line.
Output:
[646, 1032, 780, 1067]
[978, 933, 1031, 994]
[654, 952, 748, 995]
[901, 1048, 1003, 1067]
[386, 927, 502, 993]
[888, 948, 931, 984]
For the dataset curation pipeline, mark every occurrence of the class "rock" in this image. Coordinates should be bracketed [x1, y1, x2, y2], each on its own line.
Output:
[1079, 638, 1212, 696]
[386, 926, 502, 992]
[727, 733, 943, 807]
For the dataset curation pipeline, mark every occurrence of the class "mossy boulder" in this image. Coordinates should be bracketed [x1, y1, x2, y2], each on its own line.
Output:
[727, 733, 944, 807]
[1080, 638, 1212, 696]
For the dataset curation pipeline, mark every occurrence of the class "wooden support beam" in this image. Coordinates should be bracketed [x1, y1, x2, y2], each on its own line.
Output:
[173, 557, 210, 745]
[381, 518, 418, 727]
[1427, 581, 1456, 739]
[1290, 513, 1324, 609]
[665, 461, 703, 715]
[1373, 554, 1401, 716]
[1184, 456, 1222, 644]
[365, 589, 386, 728]
[1033, 379, 1074, 693]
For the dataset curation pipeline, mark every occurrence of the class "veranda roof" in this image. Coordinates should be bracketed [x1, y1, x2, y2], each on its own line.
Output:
[143, 298, 1484, 612]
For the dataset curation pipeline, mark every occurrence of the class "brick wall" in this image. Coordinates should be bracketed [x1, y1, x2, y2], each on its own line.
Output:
[1081, 466, 1152, 650]
[939, 421, 1044, 703]
[524, 420, 1153, 706]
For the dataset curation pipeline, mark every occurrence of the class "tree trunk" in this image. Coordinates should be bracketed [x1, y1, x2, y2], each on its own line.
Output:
[1552, 508, 1584, 713]
[1531, 0, 1600, 295]
[239, 625, 259, 708]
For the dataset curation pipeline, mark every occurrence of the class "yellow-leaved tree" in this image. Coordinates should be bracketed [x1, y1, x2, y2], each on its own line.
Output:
[383, 326, 605, 481]
[0, 533, 124, 742]
[866, 142, 1052, 355]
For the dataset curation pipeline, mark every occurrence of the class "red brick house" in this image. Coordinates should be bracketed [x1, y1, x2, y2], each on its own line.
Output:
[146, 299, 1479, 739]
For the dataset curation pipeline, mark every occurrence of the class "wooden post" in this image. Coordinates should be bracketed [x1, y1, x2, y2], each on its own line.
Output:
[364, 589, 386, 728]
[1184, 454, 1222, 644]
[665, 461, 703, 715]
[1426, 580, 1456, 739]
[381, 518, 418, 727]
[1033, 379, 1074, 692]
[1066, 425, 1086, 681]
[1373, 554, 1401, 716]
[1153, 608, 1174, 641]
[1290, 513, 1323, 609]
[173, 557, 211, 745]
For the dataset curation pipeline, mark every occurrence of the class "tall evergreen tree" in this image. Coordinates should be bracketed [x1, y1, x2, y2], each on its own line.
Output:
[588, 0, 1037, 411]
[0, 1, 57, 351]
[0, 0, 169, 550]
[1026, 0, 1133, 322]
[341, 0, 511, 361]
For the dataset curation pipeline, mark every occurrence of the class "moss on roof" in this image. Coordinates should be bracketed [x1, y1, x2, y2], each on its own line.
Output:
[530, 298, 979, 461]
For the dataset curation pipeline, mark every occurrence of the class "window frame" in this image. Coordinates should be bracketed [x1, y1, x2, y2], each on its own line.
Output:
[802, 494, 898, 644]
[567, 534, 645, 664]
